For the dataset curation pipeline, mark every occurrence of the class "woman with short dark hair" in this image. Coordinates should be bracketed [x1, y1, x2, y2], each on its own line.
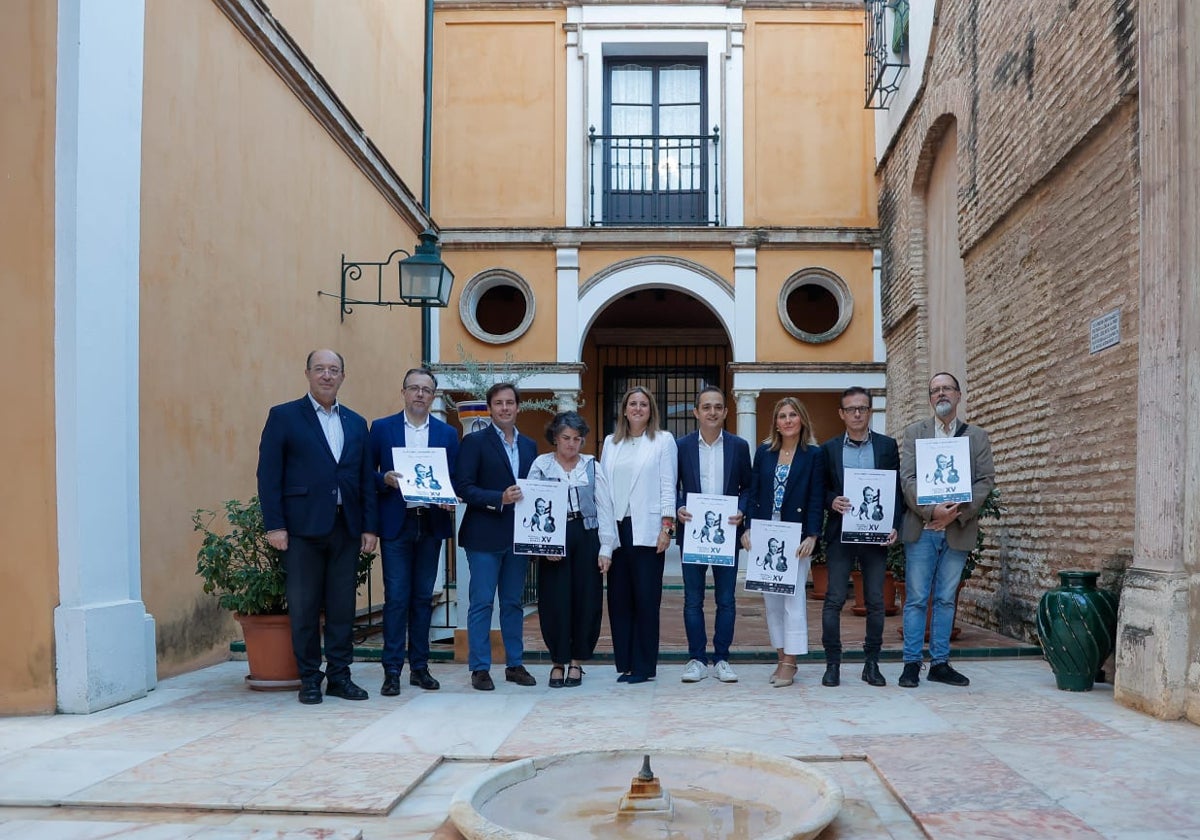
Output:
[527, 411, 615, 687]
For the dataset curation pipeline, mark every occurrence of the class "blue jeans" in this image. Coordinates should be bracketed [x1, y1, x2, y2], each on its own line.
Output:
[682, 560, 737, 663]
[902, 529, 966, 664]
[465, 548, 528, 672]
[380, 516, 442, 673]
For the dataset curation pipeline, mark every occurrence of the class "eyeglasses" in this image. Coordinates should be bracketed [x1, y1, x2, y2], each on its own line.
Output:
[309, 366, 342, 377]
[929, 386, 960, 396]
[404, 385, 435, 396]
[840, 406, 871, 415]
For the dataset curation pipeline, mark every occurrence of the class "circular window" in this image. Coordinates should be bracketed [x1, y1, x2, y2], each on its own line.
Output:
[460, 269, 536, 344]
[778, 268, 853, 343]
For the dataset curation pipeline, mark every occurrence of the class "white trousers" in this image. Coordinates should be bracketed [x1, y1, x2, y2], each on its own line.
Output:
[762, 558, 811, 654]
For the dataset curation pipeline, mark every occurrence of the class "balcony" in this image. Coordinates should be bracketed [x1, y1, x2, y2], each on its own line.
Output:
[588, 126, 721, 226]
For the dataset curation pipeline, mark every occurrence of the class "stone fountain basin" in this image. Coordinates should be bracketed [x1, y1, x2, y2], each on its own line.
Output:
[449, 748, 843, 840]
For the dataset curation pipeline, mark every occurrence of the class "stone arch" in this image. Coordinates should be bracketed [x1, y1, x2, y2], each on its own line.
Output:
[577, 256, 735, 358]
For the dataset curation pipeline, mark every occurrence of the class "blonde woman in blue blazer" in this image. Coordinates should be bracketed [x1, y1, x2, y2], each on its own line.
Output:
[742, 397, 826, 687]
[599, 386, 678, 684]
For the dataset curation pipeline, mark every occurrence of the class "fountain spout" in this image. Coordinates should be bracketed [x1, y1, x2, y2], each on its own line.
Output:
[618, 753, 673, 815]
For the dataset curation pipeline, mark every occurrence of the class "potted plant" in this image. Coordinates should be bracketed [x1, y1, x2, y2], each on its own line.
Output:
[809, 512, 829, 600]
[435, 344, 560, 433]
[193, 496, 297, 690]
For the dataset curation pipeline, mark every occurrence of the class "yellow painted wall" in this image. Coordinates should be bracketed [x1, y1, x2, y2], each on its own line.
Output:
[268, 0, 427, 196]
[141, 0, 423, 675]
[0, 0, 58, 714]
[755, 249, 875, 362]
[438, 248, 558, 363]
[432, 10, 565, 225]
[743, 10, 877, 227]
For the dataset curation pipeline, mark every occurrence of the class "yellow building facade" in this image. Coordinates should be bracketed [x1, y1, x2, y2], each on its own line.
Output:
[0, 0, 880, 714]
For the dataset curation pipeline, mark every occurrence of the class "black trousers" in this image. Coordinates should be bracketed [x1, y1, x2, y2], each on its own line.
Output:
[284, 511, 357, 682]
[536, 518, 603, 663]
[822, 541, 887, 663]
[607, 517, 665, 678]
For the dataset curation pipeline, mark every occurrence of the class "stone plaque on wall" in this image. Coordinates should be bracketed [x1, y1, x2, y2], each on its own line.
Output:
[1089, 309, 1121, 354]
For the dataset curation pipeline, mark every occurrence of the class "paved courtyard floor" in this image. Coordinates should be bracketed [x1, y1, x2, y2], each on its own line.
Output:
[2, 655, 1199, 839]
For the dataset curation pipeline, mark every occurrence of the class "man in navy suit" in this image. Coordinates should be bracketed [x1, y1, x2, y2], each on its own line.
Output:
[675, 386, 753, 684]
[370, 367, 459, 696]
[454, 382, 539, 691]
[819, 386, 901, 688]
[257, 349, 378, 704]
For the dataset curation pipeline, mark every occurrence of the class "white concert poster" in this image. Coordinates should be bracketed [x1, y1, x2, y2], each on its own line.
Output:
[513, 479, 569, 557]
[744, 518, 806, 595]
[681, 493, 739, 566]
[390, 447, 457, 505]
[841, 468, 897, 544]
[914, 437, 973, 505]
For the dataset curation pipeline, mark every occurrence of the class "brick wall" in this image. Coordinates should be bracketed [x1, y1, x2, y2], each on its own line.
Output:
[878, 0, 1139, 641]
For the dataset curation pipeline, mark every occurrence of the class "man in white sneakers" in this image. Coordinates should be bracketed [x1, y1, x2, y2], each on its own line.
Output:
[675, 386, 752, 684]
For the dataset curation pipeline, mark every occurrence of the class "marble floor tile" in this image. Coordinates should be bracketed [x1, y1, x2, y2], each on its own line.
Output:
[916, 808, 1104, 839]
[248, 752, 440, 815]
[335, 694, 537, 759]
[0, 747, 162, 806]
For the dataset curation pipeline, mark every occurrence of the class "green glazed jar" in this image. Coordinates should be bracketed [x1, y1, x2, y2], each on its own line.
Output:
[1036, 570, 1119, 691]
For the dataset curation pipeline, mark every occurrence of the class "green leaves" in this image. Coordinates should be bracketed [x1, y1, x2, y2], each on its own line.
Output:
[192, 497, 287, 615]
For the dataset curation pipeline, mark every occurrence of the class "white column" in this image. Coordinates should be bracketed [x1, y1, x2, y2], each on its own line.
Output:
[53, 0, 154, 713]
[733, 247, 757, 362]
[721, 25, 745, 226]
[872, 248, 886, 361]
[556, 247, 581, 363]
[733, 389, 759, 448]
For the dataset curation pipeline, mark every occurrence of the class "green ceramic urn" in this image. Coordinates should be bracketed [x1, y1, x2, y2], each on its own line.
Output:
[1036, 570, 1119, 692]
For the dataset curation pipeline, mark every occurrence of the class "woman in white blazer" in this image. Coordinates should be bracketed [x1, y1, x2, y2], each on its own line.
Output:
[599, 386, 678, 683]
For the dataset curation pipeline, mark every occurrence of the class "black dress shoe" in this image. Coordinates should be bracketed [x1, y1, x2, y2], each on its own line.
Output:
[409, 668, 440, 691]
[821, 664, 840, 687]
[548, 665, 566, 689]
[298, 677, 324, 705]
[898, 661, 922, 688]
[381, 671, 401, 696]
[564, 665, 584, 688]
[861, 661, 887, 686]
[326, 678, 369, 700]
[617, 673, 632, 683]
[471, 670, 495, 691]
[625, 674, 651, 684]
[928, 662, 970, 686]
[505, 665, 537, 686]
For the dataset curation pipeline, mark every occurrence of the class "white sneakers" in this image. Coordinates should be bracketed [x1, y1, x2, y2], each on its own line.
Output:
[681, 659, 708, 682]
[682, 660, 739, 683]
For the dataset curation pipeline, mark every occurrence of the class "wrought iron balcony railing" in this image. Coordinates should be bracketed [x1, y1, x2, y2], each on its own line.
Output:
[865, 0, 909, 109]
[588, 126, 720, 226]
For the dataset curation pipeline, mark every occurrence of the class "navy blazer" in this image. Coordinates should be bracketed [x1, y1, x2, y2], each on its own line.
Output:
[745, 442, 826, 538]
[454, 424, 537, 552]
[819, 432, 903, 545]
[257, 396, 377, 538]
[369, 412, 460, 541]
[674, 430, 753, 548]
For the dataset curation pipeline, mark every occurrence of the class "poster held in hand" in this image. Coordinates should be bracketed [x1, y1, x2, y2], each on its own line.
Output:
[914, 437, 972, 505]
[514, 479, 569, 557]
[681, 492, 739, 566]
[841, 468, 896, 544]
[390, 447, 457, 505]
[744, 518, 807, 595]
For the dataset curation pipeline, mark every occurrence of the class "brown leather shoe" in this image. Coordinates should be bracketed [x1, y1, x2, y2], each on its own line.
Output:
[504, 665, 537, 686]
[471, 670, 495, 691]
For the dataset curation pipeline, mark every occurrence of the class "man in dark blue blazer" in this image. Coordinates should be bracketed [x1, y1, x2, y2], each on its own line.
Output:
[257, 349, 378, 704]
[453, 383, 539, 691]
[674, 386, 752, 684]
[370, 367, 459, 696]
[819, 386, 902, 689]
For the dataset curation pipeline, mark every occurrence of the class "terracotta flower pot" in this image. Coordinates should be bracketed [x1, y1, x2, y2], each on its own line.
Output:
[235, 613, 300, 691]
[851, 570, 899, 616]
[809, 563, 829, 600]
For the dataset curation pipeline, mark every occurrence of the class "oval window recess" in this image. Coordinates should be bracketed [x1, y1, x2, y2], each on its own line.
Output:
[778, 269, 853, 343]
[460, 270, 536, 344]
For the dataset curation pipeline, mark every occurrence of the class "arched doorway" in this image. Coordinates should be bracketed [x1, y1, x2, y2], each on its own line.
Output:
[577, 260, 735, 445]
